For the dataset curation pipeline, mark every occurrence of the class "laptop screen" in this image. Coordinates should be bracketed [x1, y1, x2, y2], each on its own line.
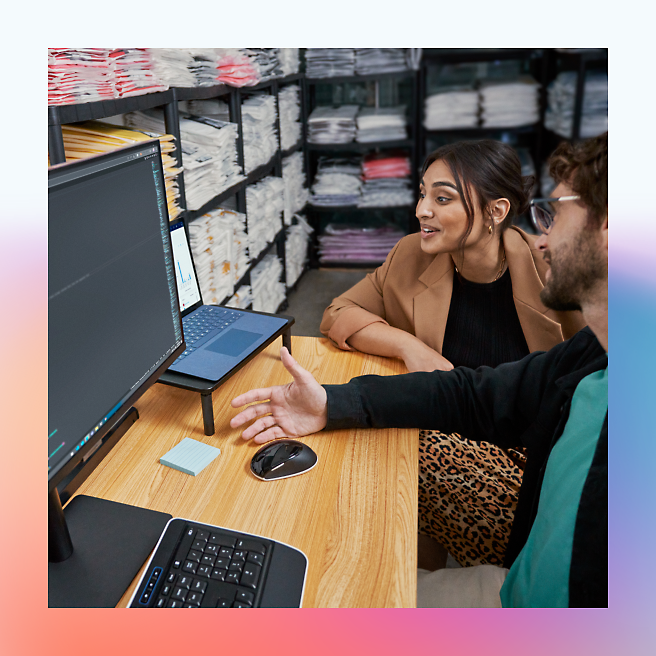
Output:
[169, 221, 202, 313]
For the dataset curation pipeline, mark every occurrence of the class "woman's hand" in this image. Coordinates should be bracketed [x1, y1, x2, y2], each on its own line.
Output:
[399, 339, 454, 373]
[230, 347, 328, 444]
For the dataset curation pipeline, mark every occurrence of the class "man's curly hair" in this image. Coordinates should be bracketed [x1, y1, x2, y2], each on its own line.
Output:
[548, 131, 607, 228]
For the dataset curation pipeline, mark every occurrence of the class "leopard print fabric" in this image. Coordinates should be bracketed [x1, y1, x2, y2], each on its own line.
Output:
[418, 429, 526, 568]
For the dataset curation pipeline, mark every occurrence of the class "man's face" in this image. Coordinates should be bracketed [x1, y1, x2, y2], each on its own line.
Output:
[535, 180, 607, 312]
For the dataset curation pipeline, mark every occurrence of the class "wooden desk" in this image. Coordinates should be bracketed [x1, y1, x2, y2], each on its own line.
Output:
[75, 337, 418, 608]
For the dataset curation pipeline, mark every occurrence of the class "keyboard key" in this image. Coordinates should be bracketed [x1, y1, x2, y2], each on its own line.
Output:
[167, 599, 184, 608]
[216, 598, 231, 608]
[155, 597, 167, 608]
[247, 552, 264, 566]
[172, 559, 182, 569]
[219, 547, 234, 559]
[184, 603, 201, 608]
[171, 587, 187, 602]
[240, 563, 262, 589]
[192, 580, 207, 594]
[235, 590, 255, 606]
[209, 533, 236, 548]
[192, 539, 206, 551]
[236, 539, 266, 555]
[204, 544, 219, 556]
[195, 530, 210, 541]
[160, 584, 172, 597]
[201, 554, 216, 567]
[183, 561, 198, 574]
[232, 602, 251, 608]
[211, 569, 226, 581]
[186, 549, 202, 563]
[214, 557, 230, 570]
[187, 592, 203, 606]
[166, 572, 177, 584]
[225, 571, 240, 584]
[233, 549, 247, 560]
[228, 561, 244, 573]
[197, 565, 212, 578]
[177, 575, 193, 590]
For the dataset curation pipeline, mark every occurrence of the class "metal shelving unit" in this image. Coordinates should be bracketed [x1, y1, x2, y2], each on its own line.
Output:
[539, 48, 608, 164]
[302, 63, 420, 268]
[48, 72, 308, 313]
[418, 48, 549, 196]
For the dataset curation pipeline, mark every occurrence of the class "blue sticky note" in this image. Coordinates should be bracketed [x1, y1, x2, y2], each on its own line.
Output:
[159, 437, 221, 476]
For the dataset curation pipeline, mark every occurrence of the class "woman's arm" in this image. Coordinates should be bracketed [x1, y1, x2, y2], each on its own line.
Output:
[320, 240, 402, 350]
[348, 323, 454, 372]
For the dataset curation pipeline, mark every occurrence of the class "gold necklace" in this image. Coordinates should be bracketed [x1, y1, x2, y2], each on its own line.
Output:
[455, 248, 507, 283]
[492, 249, 507, 282]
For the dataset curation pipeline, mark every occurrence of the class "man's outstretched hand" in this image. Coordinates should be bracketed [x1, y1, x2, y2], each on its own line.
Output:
[230, 347, 328, 444]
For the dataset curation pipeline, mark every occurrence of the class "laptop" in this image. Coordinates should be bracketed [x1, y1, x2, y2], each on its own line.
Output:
[167, 220, 290, 381]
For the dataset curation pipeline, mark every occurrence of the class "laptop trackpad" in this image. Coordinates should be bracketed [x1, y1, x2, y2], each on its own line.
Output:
[205, 329, 262, 357]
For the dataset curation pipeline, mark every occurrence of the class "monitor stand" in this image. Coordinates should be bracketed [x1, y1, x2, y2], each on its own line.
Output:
[48, 493, 171, 607]
[48, 406, 172, 607]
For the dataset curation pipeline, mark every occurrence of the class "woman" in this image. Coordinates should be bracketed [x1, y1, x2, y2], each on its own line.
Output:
[320, 140, 585, 568]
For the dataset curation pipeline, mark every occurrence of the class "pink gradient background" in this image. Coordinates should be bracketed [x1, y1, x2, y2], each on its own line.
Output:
[3, 27, 655, 656]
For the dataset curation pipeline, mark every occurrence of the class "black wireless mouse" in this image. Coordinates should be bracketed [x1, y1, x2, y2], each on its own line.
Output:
[250, 439, 318, 481]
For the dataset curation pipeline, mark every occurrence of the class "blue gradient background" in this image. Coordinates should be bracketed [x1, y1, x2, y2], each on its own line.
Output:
[2, 9, 654, 656]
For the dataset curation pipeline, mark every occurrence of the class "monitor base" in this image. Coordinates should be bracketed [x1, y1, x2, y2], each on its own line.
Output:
[48, 495, 171, 608]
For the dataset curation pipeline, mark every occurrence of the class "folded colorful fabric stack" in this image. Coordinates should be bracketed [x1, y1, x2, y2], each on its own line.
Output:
[318, 225, 405, 264]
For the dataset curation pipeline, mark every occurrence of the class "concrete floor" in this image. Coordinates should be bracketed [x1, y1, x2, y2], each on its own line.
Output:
[285, 268, 373, 337]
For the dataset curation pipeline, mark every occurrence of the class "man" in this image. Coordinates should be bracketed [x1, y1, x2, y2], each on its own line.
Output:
[230, 132, 608, 608]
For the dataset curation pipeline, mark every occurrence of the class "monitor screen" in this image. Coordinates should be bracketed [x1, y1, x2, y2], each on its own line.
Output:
[48, 141, 184, 490]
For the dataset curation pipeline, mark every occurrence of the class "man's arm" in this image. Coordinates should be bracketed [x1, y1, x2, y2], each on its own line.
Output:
[323, 330, 598, 448]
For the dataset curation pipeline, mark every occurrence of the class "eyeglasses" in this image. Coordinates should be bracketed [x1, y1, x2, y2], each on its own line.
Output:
[529, 196, 581, 234]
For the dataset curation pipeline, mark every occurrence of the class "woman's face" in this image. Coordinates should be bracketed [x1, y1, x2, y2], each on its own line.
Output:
[416, 159, 489, 256]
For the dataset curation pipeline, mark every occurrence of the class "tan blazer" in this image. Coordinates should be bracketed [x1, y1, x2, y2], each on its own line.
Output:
[320, 226, 586, 355]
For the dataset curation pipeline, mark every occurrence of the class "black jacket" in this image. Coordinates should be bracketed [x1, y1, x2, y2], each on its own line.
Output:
[324, 327, 608, 607]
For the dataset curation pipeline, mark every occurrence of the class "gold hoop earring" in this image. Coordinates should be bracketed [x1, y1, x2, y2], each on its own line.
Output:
[488, 224, 493, 235]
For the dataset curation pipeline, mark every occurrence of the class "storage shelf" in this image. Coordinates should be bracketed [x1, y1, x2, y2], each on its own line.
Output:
[240, 73, 304, 93]
[318, 260, 383, 268]
[305, 70, 415, 85]
[185, 157, 278, 222]
[424, 123, 539, 136]
[49, 91, 174, 125]
[281, 140, 303, 158]
[550, 49, 608, 65]
[48, 73, 306, 125]
[307, 138, 413, 152]
[230, 227, 288, 297]
[422, 48, 541, 63]
[309, 204, 413, 213]
[175, 84, 232, 100]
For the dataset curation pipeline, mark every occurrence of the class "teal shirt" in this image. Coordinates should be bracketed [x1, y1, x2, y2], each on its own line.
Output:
[500, 366, 608, 607]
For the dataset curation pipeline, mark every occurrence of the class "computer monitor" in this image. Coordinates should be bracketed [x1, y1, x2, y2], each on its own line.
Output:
[48, 140, 185, 607]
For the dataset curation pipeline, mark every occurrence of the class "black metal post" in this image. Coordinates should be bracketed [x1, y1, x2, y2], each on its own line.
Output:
[201, 392, 215, 436]
[572, 55, 586, 142]
[48, 107, 66, 165]
[163, 88, 188, 220]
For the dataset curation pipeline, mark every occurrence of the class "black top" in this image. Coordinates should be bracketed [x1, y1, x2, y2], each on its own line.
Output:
[441, 268, 530, 369]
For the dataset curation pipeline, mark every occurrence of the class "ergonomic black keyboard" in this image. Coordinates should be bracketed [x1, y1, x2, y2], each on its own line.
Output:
[128, 518, 308, 608]
[175, 307, 240, 362]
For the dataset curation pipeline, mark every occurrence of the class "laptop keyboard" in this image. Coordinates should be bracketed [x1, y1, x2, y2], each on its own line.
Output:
[175, 306, 240, 362]
[132, 520, 271, 608]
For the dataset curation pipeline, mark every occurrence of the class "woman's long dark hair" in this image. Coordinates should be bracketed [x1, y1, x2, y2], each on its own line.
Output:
[421, 140, 535, 253]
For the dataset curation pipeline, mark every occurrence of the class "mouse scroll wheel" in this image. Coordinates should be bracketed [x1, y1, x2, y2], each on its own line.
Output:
[286, 445, 302, 459]
[271, 444, 301, 468]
